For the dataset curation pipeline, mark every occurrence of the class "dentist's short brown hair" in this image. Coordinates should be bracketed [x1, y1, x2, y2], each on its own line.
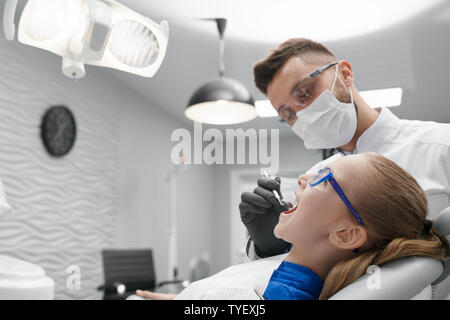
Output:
[253, 38, 336, 95]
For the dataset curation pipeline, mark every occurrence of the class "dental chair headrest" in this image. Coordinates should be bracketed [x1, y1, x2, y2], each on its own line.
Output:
[434, 206, 450, 238]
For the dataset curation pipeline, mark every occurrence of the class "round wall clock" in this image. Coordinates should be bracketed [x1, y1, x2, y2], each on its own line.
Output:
[41, 106, 77, 157]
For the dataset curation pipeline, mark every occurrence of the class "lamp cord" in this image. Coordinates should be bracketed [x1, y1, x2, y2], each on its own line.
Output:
[219, 37, 225, 77]
[216, 18, 227, 78]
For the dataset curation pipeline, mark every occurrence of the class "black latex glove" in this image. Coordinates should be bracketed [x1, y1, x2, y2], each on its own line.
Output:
[239, 177, 292, 258]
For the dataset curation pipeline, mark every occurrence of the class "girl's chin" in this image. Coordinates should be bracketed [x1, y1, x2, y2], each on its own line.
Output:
[273, 228, 283, 240]
[273, 231, 291, 245]
[274, 222, 290, 240]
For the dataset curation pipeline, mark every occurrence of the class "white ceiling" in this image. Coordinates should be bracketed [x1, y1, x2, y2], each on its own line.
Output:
[122, 0, 442, 42]
[98, 0, 450, 136]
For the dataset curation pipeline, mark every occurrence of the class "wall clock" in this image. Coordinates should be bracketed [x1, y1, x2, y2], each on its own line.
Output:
[41, 106, 77, 157]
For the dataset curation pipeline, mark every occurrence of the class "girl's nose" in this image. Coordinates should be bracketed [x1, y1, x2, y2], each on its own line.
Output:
[297, 174, 313, 189]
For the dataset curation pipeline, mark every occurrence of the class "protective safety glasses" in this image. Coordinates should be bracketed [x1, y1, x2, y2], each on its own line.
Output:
[278, 61, 338, 123]
[310, 167, 364, 226]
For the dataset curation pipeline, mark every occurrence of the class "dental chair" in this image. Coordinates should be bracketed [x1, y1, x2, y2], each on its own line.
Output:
[330, 207, 450, 300]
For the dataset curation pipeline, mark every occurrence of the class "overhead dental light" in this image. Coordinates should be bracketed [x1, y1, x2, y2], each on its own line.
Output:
[185, 18, 256, 125]
[3, 0, 169, 79]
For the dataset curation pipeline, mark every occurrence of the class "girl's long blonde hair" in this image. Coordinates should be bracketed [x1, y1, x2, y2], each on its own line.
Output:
[319, 152, 450, 300]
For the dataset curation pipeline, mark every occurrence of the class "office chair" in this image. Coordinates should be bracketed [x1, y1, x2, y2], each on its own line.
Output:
[330, 206, 450, 300]
[98, 248, 185, 300]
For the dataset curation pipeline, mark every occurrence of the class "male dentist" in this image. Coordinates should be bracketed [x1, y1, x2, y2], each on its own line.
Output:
[239, 38, 450, 297]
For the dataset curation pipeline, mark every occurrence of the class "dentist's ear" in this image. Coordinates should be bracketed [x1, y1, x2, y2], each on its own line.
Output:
[328, 224, 367, 252]
[337, 60, 354, 87]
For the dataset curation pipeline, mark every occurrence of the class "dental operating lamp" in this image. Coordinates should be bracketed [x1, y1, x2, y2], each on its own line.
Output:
[3, 0, 169, 79]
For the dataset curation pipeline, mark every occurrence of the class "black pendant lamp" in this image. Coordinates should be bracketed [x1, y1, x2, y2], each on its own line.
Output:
[185, 18, 256, 125]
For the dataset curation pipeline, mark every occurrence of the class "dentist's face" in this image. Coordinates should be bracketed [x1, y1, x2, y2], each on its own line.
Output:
[274, 154, 365, 247]
[266, 56, 351, 126]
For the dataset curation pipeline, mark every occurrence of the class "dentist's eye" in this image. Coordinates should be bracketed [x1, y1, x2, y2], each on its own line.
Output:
[300, 94, 310, 103]
[295, 90, 310, 104]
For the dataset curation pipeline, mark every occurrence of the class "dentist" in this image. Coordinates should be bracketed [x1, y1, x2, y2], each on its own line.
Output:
[239, 38, 450, 267]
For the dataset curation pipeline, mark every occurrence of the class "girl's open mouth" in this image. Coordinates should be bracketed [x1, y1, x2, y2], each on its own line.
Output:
[281, 204, 298, 216]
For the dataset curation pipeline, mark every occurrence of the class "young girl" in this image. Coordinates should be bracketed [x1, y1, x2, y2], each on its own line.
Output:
[136, 152, 450, 300]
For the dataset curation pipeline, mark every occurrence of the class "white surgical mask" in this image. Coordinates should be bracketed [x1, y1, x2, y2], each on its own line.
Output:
[0, 179, 12, 220]
[291, 65, 357, 149]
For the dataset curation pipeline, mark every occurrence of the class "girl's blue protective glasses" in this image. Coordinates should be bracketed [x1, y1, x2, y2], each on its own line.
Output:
[310, 167, 364, 226]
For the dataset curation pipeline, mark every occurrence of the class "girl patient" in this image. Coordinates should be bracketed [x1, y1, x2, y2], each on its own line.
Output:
[137, 152, 450, 300]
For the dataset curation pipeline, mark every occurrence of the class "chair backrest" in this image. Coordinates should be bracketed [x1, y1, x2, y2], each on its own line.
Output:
[101, 249, 156, 294]
[330, 207, 450, 300]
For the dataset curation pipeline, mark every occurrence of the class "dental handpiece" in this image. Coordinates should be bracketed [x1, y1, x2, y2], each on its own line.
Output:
[263, 171, 284, 206]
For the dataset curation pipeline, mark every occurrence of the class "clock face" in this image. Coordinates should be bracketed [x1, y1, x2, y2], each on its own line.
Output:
[41, 106, 76, 157]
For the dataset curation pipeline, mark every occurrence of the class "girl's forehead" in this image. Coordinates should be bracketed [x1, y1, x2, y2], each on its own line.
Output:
[329, 155, 367, 185]
[331, 154, 366, 169]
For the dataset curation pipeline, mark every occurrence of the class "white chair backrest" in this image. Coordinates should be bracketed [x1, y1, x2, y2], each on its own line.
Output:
[329, 207, 450, 300]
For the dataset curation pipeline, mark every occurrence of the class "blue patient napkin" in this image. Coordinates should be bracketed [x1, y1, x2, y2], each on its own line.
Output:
[263, 261, 324, 300]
